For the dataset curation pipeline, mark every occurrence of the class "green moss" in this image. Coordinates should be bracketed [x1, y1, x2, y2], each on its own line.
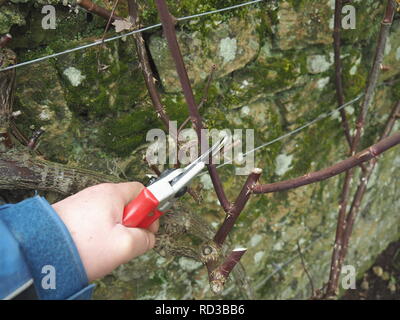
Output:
[161, 94, 189, 125]
[255, 3, 277, 44]
[137, 0, 264, 35]
[248, 56, 301, 96]
[341, 47, 368, 101]
[98, 107, 159, 157]
[51, 40, 147, 120]
[345, 72, 367, 100]
[392, 79, 400, 101]
[286, 0, 309, 11]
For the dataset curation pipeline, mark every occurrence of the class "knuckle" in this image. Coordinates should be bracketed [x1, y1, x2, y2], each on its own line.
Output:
[131, 181, 144, 191]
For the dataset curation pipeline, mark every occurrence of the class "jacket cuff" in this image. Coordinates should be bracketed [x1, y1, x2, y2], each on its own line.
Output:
[0, 196, 94, 299]
[67, 284, 96, 300]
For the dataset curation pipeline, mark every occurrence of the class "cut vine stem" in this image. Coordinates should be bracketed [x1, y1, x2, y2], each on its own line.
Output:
[0, 34, 12, 49]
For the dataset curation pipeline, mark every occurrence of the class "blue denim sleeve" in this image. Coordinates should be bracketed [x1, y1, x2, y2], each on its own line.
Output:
[0, 196, 95, 300]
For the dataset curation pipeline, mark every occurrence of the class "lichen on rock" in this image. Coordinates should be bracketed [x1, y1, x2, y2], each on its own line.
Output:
[63, 66, 86, 87]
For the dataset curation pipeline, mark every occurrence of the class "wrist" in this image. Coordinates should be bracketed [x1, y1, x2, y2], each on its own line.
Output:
[0, 196, 93, 299]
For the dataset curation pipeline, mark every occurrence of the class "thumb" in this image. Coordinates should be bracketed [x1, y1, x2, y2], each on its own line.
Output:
[111, 224, 156, 264]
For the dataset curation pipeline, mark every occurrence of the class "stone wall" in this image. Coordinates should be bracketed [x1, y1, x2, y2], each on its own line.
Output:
[2, 0, 400, 299]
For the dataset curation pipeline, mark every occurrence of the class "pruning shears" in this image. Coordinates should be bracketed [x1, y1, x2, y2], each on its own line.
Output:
[122, 138, 226, 229]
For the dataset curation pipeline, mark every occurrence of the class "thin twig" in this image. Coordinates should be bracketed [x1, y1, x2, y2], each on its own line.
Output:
[128, 0, 172, 131]
[101, 0, 120, 41]
[96, 0, 120, 72]
[333, 0, 352, 148]
[297, 240, 315, 296]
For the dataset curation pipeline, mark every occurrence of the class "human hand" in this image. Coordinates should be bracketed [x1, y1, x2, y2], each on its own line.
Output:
[52, 182, 158, 281]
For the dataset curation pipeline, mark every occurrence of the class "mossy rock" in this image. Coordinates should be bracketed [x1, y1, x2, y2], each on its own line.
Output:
[0, 3, 26, 34]
[14, 61, 73, 162]
[148, 8, 261, 92]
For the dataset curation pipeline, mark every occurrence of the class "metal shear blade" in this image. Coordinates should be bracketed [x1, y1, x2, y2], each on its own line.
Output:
[170, 137, 227, 187]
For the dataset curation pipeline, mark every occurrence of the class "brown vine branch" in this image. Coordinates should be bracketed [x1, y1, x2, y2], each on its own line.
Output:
[76, 0, 122, 22]
[252, 132, 400, 194]
[351, 0, 395, 154]
[327, 0, 358, 285]
[0, 149, 122, 195]
[154, 0, 400, 295]
[177, 64, 216, 134]
[208, 168, 261, 294]
[325, 0, 396, 297]
[214, 168, 262, 246]
[155, 0, 202, 135]
[155, 0, 231, 212]
[154, 0, 267, 293]
[208, 248, 247, 294]
[324, 102, 400, 298]
[340, 100, 400, 277]
[327, 166, 351, 295]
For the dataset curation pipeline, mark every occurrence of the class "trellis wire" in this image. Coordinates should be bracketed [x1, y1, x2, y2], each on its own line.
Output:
[203, 92, 366, 173]
[0, 0, 264, 72]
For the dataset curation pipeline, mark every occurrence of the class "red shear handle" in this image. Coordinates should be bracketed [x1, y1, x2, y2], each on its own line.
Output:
[122, 188, 164, 228]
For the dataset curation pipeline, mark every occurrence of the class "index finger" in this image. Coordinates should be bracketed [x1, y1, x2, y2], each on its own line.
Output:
[113, 181, 145, 207]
